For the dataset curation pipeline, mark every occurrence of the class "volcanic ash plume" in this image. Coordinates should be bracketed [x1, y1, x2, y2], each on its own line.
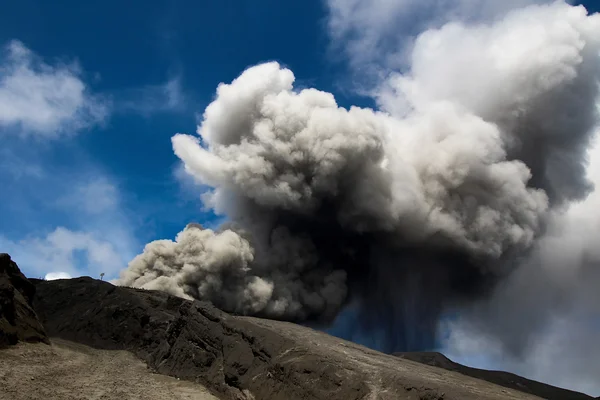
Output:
[118, 2, 600, 352]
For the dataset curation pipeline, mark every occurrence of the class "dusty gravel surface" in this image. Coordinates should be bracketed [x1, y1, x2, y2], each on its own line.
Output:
[0, 338, 219, 400]
[243, 316, 543, 400]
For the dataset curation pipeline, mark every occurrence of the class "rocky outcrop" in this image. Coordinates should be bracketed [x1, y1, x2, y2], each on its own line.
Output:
[32, 276, 582, 400]
[395, 352, 592, 400]
[0, 253, 49, 347]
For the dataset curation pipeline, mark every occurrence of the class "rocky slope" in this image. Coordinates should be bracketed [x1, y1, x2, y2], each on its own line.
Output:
[31, 276, 593, 400]
[0, 253, 48, 347]
[395, 352, 591, 400]
[0, 338, 218, 400]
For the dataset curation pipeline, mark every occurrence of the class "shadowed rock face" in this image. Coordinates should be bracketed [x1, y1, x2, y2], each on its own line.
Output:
[0, 253, 48, 348]
[394, 352, 593, 400]
[31, 276, 590, 400]
[32, 277, 368, 400]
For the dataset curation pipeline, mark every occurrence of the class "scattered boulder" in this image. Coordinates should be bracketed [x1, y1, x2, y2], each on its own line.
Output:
[0, 253, 49, 347]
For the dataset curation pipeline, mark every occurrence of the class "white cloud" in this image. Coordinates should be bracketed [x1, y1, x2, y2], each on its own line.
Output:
[0, 39, 173, 283]
[0, 40, 109, 138]
[0, 227, 125, 280]
[0, 147, 140, 281]
[44, 271, 72, 280]
[326, 0, 550, 75]
[0, 39, 187, 138]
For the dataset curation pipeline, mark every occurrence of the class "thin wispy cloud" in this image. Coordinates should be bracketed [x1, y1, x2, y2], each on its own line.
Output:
[119, 75, 186, 116]
[0, 40, 109, 138]
[56, 177, 119, 215]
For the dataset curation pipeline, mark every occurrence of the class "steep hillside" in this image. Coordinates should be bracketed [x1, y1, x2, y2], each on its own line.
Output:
[395, 352, 592, 400]
[32, 276, 558, 400]
[0, 254, 48, 347]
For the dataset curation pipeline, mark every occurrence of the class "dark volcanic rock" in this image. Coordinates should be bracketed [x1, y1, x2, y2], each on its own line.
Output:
[0, 254, 49, 347]
[33, 277, 369, 400]
[394, 352, 592, 400]
[32, 277, 573, 400]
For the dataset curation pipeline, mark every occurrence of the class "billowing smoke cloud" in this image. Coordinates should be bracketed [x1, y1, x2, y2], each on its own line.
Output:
[118, 1, 600, 355]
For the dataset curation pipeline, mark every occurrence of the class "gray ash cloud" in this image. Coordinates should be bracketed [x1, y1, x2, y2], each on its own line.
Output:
[118, 2, 600, 353]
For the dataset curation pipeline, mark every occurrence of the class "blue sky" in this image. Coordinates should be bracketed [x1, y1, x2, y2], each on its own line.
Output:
[0, 1, 374, 280]
[2, 0, 600, 394]
[2, 0, 597, 278]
